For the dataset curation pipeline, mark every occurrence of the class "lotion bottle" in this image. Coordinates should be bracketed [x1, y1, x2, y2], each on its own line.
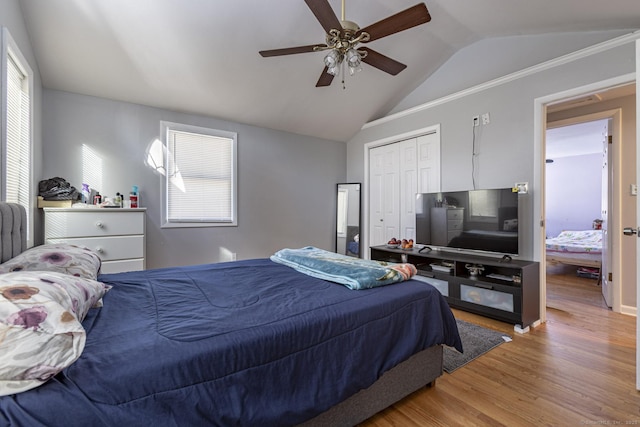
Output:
[81, 183, 90, 204]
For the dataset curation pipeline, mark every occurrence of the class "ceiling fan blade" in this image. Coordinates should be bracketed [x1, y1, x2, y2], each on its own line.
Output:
[259, 44, 327, 57]
[304, 0, 342, 34]
[316, 67, 334, 87]
[358, 3, 431, 42]
[360, 48, 407, 75]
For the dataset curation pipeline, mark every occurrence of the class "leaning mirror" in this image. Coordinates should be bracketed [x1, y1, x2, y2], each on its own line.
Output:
[336, 183, 361, 258]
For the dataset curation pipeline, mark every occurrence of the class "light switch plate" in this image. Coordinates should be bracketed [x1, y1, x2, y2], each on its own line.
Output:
[514, 182, 528, 194]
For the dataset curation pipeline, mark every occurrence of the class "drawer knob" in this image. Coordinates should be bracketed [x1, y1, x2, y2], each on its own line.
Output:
[95, 247, 104, 254]
[95, 221, 104, 228]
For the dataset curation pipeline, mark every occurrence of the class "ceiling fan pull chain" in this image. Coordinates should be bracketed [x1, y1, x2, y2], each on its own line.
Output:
[341, 61, 346, 90]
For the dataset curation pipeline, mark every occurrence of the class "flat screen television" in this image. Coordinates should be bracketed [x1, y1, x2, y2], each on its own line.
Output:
[416, 188, 520, 256]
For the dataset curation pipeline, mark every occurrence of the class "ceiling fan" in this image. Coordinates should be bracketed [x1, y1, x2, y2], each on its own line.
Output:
[259, 0, 431, 88]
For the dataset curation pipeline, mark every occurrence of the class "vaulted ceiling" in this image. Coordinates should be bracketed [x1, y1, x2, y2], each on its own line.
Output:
[19, 0, 640, 141]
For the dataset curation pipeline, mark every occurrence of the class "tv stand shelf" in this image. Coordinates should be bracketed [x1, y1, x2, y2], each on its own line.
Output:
[370, 246, 540, 330]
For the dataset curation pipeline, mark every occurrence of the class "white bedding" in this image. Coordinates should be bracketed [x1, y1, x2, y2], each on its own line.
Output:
[545, 230, 602, 254]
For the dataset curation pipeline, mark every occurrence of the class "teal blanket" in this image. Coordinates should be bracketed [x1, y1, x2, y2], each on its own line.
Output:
[270, 246, 417, 290]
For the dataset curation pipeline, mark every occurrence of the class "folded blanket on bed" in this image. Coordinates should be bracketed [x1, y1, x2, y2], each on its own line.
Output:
[270, 246, 416, 290]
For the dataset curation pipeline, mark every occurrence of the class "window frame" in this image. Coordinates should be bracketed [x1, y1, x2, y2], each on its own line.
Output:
[1, 28, 34, 246]
[160, 121, 238, 228]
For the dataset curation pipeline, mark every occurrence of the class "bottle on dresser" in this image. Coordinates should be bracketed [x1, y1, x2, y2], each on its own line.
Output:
[129, 185, 139, 208]
[81, 183, 90, 204]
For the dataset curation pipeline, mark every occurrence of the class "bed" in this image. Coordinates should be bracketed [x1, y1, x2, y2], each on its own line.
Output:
[0, 203, 462, 426]
[545, 229, 603, 269]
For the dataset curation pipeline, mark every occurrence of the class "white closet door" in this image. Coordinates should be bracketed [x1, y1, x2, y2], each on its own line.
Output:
[399, 138, 417, 241]
[369, 144, 400, 246]
[367, 126, 440, 251]
[417, 132, 441, 193]
[369, 145, 386, 246]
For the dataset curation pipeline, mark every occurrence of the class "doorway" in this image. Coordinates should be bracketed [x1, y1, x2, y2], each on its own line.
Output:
[545, 117, 611, 311]
[537, 80, 636, 319]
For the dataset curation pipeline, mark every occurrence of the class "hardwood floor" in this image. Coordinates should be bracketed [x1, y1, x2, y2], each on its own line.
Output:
[361, 265, 638, 426]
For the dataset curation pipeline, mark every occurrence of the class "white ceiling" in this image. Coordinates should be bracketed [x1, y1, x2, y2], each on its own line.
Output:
[18, 0, 640, 142]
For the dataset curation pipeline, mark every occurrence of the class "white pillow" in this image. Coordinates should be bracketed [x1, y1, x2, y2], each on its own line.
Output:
[0, 243, 101, 280]
[0, 271, 108, 396]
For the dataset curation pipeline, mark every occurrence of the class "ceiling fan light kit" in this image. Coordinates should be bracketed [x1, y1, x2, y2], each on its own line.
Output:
[258, 0, 431, 89]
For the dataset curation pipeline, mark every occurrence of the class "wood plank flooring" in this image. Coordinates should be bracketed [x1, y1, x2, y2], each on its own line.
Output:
[361, 264, 638, 426]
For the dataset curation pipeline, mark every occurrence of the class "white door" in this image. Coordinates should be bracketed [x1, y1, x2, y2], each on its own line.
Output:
[399, 139, 417, 241]
[369, 145, 386, 247]
[369, 144, 400, 246]
[417, 132, 441, 193]
[601, 121, 613, 307]
[635, 39, 639, 391]
[367, 127, 441, 250]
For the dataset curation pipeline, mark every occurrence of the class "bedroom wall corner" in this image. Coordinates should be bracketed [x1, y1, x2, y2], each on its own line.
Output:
[347, 35, 637, 265]
[40, 89, 346, 269]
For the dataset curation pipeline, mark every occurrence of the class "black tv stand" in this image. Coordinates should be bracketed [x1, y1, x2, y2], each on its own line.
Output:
[370, 246, 540, 332]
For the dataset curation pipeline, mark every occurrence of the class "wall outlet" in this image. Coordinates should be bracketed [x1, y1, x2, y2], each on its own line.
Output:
[472, 116, 480, 127]
[482, 113, 491, 125]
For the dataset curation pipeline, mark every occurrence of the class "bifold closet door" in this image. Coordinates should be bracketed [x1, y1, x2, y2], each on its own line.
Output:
[369, 143, 400, 246]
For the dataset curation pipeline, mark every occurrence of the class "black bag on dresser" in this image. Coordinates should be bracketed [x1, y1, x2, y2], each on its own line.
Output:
[38, 177, 79, 200]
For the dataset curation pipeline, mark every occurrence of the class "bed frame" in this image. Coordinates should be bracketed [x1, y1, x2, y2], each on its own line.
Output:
[303, 346, 442, 426]
[546, 252, 601, 269]
[0, 202, 443, 425]
[0, 202, 27, 263]
[546, 251, 602, 286]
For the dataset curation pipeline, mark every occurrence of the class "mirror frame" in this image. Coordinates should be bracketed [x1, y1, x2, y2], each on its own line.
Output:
[335, 183, 362, 258]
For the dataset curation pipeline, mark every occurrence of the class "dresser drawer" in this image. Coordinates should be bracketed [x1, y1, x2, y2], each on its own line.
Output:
[100, 259, 144, 274]
[44, 210, 144, 238]
[446, 209, 464, 220]
[46, 236, 144, 262]
[447, 219, 463, 231]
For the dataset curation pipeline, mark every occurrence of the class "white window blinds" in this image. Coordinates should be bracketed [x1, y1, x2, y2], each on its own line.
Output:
[163, 123, 237, 227]
[6, 53, 30, 209]
[3, 30, 33, 245]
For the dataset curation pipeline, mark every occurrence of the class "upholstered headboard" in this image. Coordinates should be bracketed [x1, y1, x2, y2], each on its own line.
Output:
[0, 202, 27, 262]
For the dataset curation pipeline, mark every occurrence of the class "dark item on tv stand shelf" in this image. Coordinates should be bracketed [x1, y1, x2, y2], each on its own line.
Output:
[370, 246, 540, 331]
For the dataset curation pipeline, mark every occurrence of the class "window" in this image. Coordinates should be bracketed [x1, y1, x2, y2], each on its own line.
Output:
[469, 190, 498, 218]
[161, 121, 237, 227]
[468, 189, 499, 225]
[2, 29, 33, 244]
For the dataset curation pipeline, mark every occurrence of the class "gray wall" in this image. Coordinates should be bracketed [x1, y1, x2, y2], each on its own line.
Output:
[390, 30, 632, 116]
[347, 35, 637, 309]
[42, 90, 345, 269]
[545, 153, 602, 237]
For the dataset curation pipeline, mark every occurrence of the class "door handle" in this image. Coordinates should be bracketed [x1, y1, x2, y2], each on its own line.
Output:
[623, 227, 639, 236]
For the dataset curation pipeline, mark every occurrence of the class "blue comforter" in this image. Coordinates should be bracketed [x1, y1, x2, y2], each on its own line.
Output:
[0, 259, 461, 427]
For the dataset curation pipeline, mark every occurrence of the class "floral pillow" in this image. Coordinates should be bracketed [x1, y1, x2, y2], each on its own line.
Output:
[0, 271, 109, 396]
[0, 243, 102, 280]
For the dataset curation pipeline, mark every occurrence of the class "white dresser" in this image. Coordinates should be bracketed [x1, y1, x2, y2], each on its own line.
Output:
[43, 207, 146, 274]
